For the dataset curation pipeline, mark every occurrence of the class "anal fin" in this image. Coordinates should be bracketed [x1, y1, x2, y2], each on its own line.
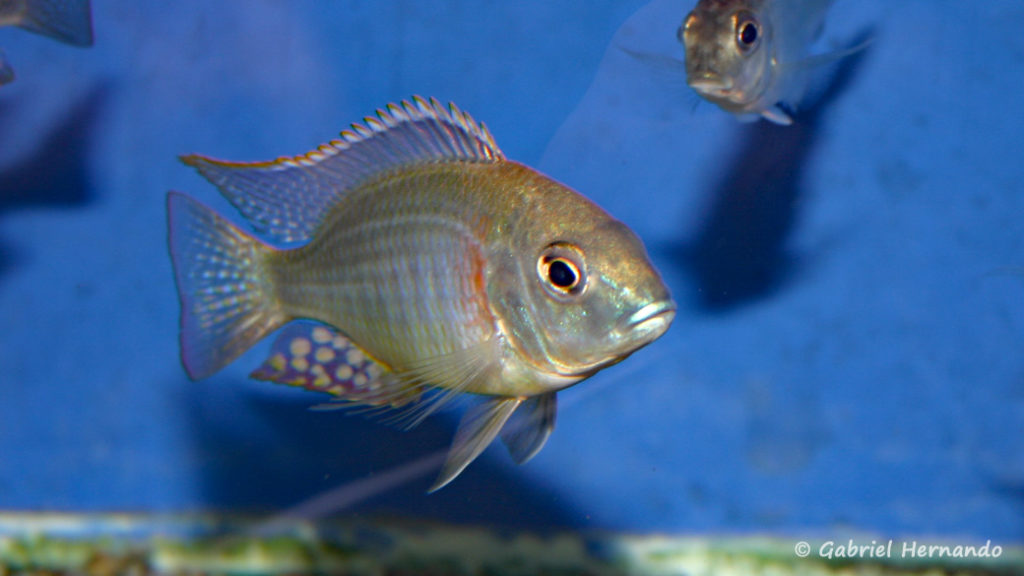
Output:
[251, 321, 420, 409]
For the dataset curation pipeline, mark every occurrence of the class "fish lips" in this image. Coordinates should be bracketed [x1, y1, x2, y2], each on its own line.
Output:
[688, 74, 736, 98]
[620, 300, 676, 345]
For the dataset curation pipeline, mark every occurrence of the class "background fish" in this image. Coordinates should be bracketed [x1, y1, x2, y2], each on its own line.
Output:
[679, 0, 841, 124]
[0, 51, 12, 85]
[168, 97, 675, 491]
[0, 0, 94, 46]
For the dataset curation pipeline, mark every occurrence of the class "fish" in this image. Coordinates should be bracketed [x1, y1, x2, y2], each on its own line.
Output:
[0, 0, 94, 47]
[679, 0, 846, 125]
[167, 97, 676, 491]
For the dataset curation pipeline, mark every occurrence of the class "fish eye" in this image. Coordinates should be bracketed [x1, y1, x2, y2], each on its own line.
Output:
[537, 243, 586, 297]
[734, 13, 760, 52]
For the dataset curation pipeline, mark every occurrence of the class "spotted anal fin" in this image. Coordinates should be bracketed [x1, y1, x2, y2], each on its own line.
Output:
[500, 392, 557, 465]
[251, 321, 420, 409]
[429, 397, 523, 493]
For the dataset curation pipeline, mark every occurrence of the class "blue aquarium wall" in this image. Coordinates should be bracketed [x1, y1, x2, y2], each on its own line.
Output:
[0, 0, 1020, 542]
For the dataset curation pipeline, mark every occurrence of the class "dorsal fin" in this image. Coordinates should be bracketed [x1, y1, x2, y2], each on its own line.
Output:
[182, 96, 505, 244]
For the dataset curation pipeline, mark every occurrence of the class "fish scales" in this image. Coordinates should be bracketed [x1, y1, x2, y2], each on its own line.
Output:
[272, 166, 503, 379]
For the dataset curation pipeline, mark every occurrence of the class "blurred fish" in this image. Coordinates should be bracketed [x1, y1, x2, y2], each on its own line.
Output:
[0, 51, 12, 85]
[0, 0, 94, 46]
[168, 97, 675, 491]
[679, 0, 855, 124]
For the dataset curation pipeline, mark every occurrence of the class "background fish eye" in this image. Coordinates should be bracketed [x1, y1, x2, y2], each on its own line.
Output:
[733, 13, 760, 52]
[537, 243, 587, 297]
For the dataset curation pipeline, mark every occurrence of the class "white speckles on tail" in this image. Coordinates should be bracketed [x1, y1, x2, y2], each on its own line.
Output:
[167, 192, 286, 380]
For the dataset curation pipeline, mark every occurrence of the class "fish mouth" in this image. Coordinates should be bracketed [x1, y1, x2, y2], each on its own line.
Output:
[688, 74, 734, 97]
[621, 300, 676, 344]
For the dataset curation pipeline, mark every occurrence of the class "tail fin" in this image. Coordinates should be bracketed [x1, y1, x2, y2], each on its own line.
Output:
[15, 0, 94, 46]
[167, 191, 286, 380]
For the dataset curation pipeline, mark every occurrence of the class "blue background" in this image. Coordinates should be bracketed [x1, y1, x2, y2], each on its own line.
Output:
[0, 1, 1021, 541]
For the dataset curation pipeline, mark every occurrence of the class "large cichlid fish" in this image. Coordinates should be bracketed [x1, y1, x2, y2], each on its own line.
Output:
[168, 97, 675, 491]
[679, 0, 845, 125]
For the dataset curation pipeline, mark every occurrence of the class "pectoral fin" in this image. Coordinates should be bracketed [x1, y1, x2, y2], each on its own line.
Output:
[787, 36, 874, 72]
[500, 393, 557, 464]
[429, 397, 523, 492]
[760, 104, 794, 126]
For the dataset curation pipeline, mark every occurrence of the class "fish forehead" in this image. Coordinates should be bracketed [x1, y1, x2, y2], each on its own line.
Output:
[688, 0, 765, 28]
[685, 0, 764, 56]
[691, 0, 766, 17]
[685, 3, 739, 73]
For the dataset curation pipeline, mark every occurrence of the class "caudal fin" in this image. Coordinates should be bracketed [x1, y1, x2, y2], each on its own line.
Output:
[15, 0, 94, 46]
[167, 191, 286, 380]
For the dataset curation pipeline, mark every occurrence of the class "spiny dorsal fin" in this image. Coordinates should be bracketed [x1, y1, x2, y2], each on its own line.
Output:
[182, 96, 504, 245]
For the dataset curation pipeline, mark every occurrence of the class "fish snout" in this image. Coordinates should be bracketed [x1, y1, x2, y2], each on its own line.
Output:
[620, 300, 676, 344]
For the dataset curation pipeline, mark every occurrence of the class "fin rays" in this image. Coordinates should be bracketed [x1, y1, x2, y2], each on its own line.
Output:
[251, 322, 499, 433]
[182, 97, 504, 245]
[430, 397, 523, 492]
[500, 393, 557, 464]
[167, 192, 287, 379]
